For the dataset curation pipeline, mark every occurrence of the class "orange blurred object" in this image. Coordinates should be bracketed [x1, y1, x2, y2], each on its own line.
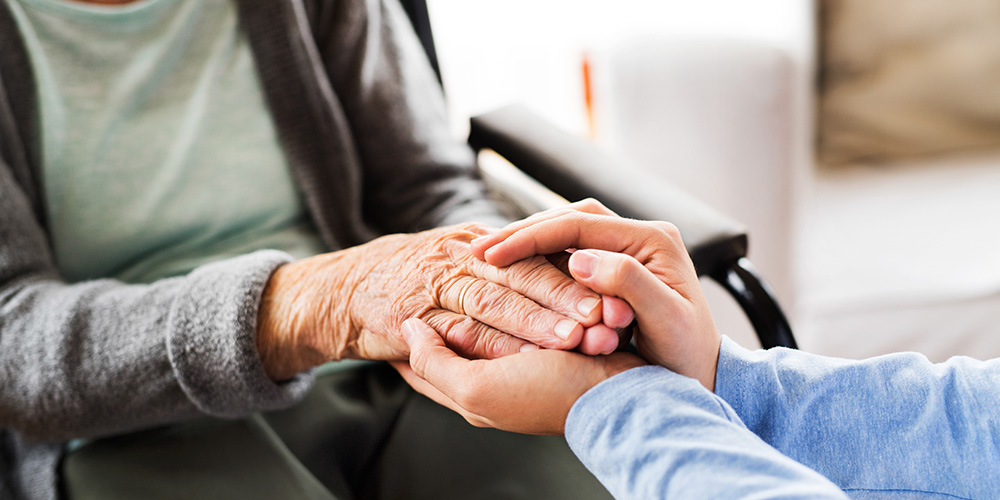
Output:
[582, 52, 595, 139]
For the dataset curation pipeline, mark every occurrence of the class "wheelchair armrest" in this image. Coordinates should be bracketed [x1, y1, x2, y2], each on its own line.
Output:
[468, 104, 748, 277]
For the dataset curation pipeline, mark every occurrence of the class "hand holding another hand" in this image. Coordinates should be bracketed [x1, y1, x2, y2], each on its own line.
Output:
[472, 200, 722, 391]
[395, 199, 722, 436]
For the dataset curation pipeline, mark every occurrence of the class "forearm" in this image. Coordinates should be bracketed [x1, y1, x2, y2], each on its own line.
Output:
[565, 366, 848, 499]
[716, 336, 1000, 498]
[0, 251, 313, 441]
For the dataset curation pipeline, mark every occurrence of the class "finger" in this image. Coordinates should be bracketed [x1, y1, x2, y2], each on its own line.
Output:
[392, 350, 492, 428]
[601, 295, 637, 353]
[435, 276, 584, 350]
[470, 199, 615, 259]
[421, 309, 540, 359]
[401, 318, 476, 397]
[567, 249, 682, 328]
[470, 198, 618, 259]
[572, 197, 619, 216]
[482, 212, 679, 268]
[602, 295, 635, 329]
[465, 254, 604, 325]
[400, 319, 497, 428]
[577, 324, 620, 356]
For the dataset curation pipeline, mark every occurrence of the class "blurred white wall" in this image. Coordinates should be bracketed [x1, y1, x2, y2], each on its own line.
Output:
[428, 0, 810, 137]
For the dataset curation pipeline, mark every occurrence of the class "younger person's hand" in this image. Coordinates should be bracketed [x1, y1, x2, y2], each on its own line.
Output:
[393, 318, 646, 435]
[471, 200, 722, 391]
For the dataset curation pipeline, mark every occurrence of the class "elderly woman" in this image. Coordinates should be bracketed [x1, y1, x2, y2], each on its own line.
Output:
[399, 200, 1000, 499]
[0, 0, 623, 498]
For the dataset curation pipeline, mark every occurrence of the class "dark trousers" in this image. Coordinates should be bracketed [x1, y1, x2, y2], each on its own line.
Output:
[62, 362, 613, 499]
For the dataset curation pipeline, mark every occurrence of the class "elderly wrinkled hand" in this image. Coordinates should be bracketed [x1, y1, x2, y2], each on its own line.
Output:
[255, 222, 625, 380]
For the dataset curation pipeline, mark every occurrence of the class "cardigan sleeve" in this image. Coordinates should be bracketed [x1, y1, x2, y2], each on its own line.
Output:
[0, 161, 313, 442]
[307, 0, 512, 233]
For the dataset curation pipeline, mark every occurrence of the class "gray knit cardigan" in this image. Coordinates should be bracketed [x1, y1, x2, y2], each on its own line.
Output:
[0, 0, 505, 497]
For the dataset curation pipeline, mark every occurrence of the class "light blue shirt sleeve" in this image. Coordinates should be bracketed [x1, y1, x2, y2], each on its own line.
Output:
[565, 364, 849, 499]
[715, 336, 1000, 499]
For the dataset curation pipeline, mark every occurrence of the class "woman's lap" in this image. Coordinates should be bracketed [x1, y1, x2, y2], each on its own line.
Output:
[62, 363, 611, 500]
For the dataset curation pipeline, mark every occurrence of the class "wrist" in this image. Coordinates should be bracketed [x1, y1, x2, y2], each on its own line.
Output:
[256, 253, 354, 380]
[685, 335, 722, 392]
[256, 263, 311, 380]
[700, 350, 720, 393]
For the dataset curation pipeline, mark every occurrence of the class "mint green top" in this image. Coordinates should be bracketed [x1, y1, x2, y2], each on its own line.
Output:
[8, 0, 327, 284]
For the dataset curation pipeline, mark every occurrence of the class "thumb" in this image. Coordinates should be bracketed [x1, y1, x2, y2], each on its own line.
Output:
[402, 317, 445, 350]
[401, 318, 469, 395]
[567, 249, 678, 325]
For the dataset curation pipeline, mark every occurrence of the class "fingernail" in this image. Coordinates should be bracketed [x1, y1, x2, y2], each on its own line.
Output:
[554, 319, 578, 340]
[577, 297, 600, 317]
[570, 250, 599, 279]
[471, 235, 490, 246]
[401, 319, 418, 345]
[520, 344, 540, 353]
